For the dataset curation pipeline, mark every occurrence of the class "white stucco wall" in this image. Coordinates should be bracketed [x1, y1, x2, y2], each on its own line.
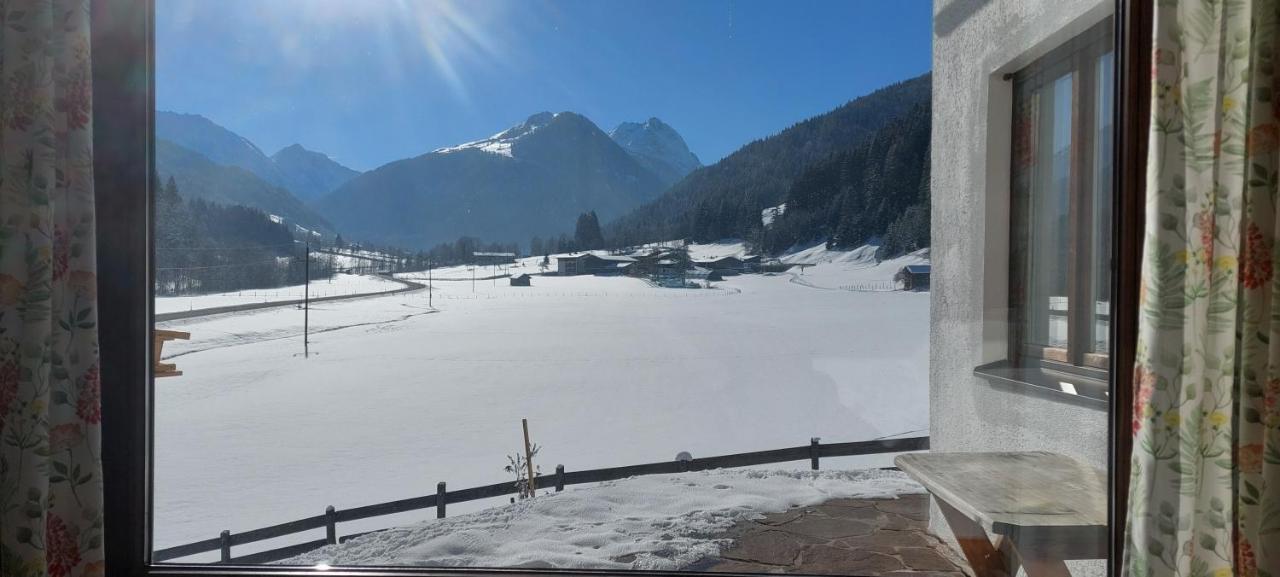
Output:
[929, 0, 1113, 574]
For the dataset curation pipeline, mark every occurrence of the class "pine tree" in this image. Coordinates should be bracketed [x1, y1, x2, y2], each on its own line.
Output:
[574, 211, 604, 250]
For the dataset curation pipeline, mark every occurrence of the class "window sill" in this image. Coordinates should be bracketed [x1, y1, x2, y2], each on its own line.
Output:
[973, 360, 1109, 410]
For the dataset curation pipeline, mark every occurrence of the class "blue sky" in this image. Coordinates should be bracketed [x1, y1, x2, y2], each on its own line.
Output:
[157, 0, 932, 172]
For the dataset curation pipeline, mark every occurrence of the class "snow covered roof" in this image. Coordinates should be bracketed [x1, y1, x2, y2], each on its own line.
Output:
[901, 264, 931, 274]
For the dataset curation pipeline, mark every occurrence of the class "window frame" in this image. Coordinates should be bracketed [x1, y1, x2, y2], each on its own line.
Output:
[91, 1, 1148, 576]
[1008, 17, 1116, 379]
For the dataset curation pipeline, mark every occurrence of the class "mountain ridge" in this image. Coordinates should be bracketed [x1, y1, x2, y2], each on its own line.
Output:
[314, 111, 670, 249]
[156, 138, 334, 235]
[156, 111, 360, 202]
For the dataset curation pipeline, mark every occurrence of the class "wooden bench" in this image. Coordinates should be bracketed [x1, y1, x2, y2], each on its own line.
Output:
[895, 451, 1106, 577]
[153, 329, 190, 378]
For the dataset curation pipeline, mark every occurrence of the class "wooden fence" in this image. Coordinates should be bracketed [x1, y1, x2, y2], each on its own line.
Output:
[153, 436, 929, 565]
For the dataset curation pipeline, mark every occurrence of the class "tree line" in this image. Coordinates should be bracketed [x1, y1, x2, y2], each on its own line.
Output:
[155, 174, 340, 296]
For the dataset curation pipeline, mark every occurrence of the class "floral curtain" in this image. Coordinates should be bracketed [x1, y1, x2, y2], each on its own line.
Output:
[1126, 1, 1280, 576]
[0, 1, 104, 576]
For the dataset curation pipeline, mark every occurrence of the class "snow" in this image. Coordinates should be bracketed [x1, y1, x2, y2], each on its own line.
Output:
[433, 112, 558, 159]
[154, 273, 403, 314]
[684, 241, 751, 262]
[314, 250, 396, 272]
[761, 204, 786, 227]
[780, 243, 930, 292]
[285, 469, 922, 569]
[608, 118, 702, 177]
[152, 243, 930, 563]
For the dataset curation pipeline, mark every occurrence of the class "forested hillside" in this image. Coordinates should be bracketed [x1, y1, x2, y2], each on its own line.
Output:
[158, 139, 334, 234]
[605, 74, 930, 250]
[155, 175, 332, 295]
[761, 103, 930, 258]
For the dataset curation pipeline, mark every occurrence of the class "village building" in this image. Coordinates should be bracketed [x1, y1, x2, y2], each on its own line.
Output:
[554, 253, 636, 276]
[692, 256, 745, 276]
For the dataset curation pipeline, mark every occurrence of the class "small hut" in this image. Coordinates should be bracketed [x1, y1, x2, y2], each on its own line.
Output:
[895, 265, 931, 291]
[510, 273, 532, 287]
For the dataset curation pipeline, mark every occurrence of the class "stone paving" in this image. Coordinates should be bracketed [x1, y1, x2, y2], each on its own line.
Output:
[698, 494, 972, 576]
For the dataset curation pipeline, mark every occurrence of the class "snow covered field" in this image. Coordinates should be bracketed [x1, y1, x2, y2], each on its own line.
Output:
[152, 242, 929, 564]
[155, 273, 404, 314]
[287, 469, 923, 569]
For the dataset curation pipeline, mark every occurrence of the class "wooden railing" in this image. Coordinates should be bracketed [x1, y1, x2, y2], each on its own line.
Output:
[153, 436, 929, 565]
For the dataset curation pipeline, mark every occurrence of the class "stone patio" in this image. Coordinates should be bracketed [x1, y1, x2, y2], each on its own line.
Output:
[697, 494, 971, 576]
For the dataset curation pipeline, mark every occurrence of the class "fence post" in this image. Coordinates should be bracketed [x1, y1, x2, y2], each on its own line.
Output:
[325, 505, 337, 545]
[555, 465, 565, 492]
[810, 438, 820, 470]
[219, 530, 231, 562]
[437, 482, 447, 518]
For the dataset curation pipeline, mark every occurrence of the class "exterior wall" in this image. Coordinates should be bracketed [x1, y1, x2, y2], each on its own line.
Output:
[930, 0, 1111, 574]
[556, 258, 581, 276]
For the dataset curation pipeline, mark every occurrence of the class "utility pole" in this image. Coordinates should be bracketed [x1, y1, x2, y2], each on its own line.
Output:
[472, 265, 476, 294]
[428, 259, 433, 308]
[304, 241, 310, 358]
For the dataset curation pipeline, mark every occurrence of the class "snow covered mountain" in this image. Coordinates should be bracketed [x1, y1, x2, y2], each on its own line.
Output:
[156, 111, 360, 202]
[609, 118, 701, 186]
[431, 111, 557, 158]
[271, 144, 361, 202]
[315, 111, 667, 249]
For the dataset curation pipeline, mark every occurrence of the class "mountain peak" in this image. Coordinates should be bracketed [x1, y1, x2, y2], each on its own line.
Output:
[271, 143, 360, 202]
[157, 110, 277, 178]
[436, 111, 598, 158]
[275, 143, 311, 155]
[319, 110, 666, 249]
[609, 117, 701, 186]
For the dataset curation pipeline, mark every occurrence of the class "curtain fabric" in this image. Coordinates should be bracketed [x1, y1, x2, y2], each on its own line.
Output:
[0, 1, 103, 576]
[1127, 1, 1280, 577]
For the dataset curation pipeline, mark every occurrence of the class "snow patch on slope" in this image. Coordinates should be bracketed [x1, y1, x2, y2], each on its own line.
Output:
[284, 469, 921, 570]
[434, 112, 559, 158]
[761, 204, 786, 227]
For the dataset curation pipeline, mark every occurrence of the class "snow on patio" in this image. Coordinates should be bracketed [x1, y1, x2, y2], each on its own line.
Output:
[284, 469, 924, 570]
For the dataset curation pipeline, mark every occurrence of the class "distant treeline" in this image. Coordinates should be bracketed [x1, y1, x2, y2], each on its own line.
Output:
[155, 175, 338, 295]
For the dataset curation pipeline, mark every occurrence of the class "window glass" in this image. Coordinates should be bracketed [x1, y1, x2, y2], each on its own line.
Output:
[1029, 72, 1074, 353]
[1011, 20, 1113, 373]
[149, 2, 1115, 575]
[1091, 50, 1116, 361]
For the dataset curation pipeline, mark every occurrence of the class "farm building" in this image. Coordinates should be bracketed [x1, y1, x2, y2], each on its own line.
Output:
[630, 247, 690, 277]
[509, 274, 532, 287]
[895, 264, 930, 291]
[555, 253, 636, 276]
[693, 256, 745, 275]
